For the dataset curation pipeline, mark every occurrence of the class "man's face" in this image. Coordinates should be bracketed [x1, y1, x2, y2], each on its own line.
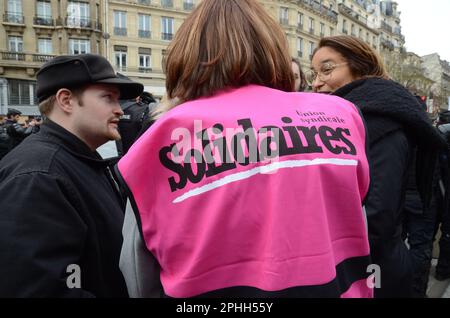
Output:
[71, 84, 124, 150]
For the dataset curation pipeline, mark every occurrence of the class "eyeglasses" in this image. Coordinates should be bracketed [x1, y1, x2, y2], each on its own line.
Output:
[306, 62, 348, 85]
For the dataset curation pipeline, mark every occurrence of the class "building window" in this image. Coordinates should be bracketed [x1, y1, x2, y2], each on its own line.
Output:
[161, 49, 168, 69]
[69, 38, 90, 54]
[351, 24, 355, 36]
[8, 79, 35, 106]
[297, 12, 303, 29]
[114, 11, 127, 36]
[36, 1, 51, 18]
[114, 46, 127, 72]
[35, 1, 52, 25]
[161, 17, 174, 40]
[343, 20, 347, 34]
[138, 14, 151, 38]
[330, 27, 334, 36]
[6, 0, 23, 23]
[67, 1, 90, 27]
[38, 38, 52, 54]
[309, 18, 314, 34]
[279, 7, 288, 25]
[297, 37, 303, 58]
[320, 23, 325, 37]
[161, 0, 173, 8]
[139, 48, 152, 73]
[184, 0, 194, 11]
[8, 36, 23, 52]
[309, 41, 315, 60]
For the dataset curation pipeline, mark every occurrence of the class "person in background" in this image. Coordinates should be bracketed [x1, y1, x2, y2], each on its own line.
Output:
[117, 0, 372, 298]
[309, 35, 446, 298]
[4, 108, 35, 150]
[292, 57, 307, 92]
[434, 112, 450, 282]
[0, 53, 143, 297]
[117, 90, 157, 156]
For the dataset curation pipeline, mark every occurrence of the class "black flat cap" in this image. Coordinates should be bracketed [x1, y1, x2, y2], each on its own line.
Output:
[36, 54, 144, 102]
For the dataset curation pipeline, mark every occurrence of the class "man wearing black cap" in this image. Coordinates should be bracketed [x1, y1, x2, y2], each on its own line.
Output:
[0, 54, 143, 297]
[3, 108, 36, 152]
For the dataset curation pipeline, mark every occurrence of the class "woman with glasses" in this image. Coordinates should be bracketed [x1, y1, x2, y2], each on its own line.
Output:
[310, 35, 446, 298]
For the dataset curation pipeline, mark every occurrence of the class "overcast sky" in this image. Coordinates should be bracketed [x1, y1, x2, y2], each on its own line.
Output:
[395, 0, 450, 62]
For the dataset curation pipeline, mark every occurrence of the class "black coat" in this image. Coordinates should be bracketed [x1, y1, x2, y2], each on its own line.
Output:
[0, 120, 128, 297]
[334, 78, 446, 298]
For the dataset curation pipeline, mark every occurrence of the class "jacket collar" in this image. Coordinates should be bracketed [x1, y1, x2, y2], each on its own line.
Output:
[333, 77, 446, 150]
[39, 119, 113, 166]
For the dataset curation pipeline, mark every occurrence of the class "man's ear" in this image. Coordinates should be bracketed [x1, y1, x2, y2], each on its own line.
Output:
[55, 88, 75, 114]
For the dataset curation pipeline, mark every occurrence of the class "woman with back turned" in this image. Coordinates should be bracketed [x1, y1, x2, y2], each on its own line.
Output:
[116, 1, 373, 298]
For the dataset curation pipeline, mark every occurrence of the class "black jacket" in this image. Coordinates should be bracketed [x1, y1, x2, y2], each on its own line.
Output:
[4, 119, 34, 149]
[0, 120, 128, 297]
[334, 78, 446, 298]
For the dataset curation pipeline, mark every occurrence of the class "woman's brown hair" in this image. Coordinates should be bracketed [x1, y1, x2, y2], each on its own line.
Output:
[164, 0, 294, 104]
[314, 36, 388, 80]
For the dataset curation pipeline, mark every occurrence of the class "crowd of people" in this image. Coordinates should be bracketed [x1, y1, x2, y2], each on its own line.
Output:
[0, 0, 449, 298]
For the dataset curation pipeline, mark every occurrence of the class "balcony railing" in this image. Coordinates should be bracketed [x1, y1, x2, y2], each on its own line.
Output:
[3, 12, 24, 24]
[114, 27, 127, 36]
[161, 33, 173, 41]
[381, 21, 393, 33]
[338, 3, 368, 26]
[139, 67, 152, 73]
[161, 0, 173, 8]
[57, 17, 102, 30]
[1, 51, 25, 61]
[138, 30, 151, 38]
[299, 0, 338, 23]
[33, 54, 55, 62]
[380, 38, 395, 50]
[138, 0, 151, 5]
[33, 16, 54, 26]
[0, 51, 56, 63]
[183, 2, 195, 11]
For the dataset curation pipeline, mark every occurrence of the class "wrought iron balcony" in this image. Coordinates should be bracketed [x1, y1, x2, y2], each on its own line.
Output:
[298, 0, 338, 23]
[381, 21, 393, 33]
[57, 17, 102, 30]
[138, 30, 151, 38]
[184, 2, 195, 11]
[33, 16, 54, 26]
[3, 12, 24, 24]
[279, 18, 289, 25]
[138, 67, 152, 73]
[161, 33, 173, 41]
[161, 0, 173, 8]
[338, 3, 368, 26]
[114, 27, 127, 36]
